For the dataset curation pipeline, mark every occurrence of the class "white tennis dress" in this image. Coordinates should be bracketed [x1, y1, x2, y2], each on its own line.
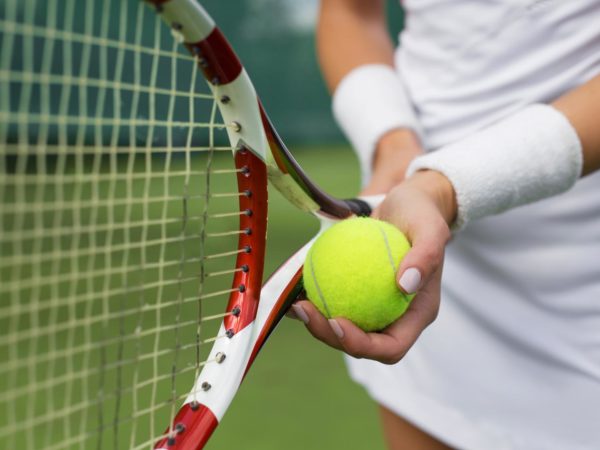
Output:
[345, 2, 600, 449]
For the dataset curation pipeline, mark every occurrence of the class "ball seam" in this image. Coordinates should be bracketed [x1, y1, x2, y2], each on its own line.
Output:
[375, 223, 398, 275]
[308, 250, 333, 319]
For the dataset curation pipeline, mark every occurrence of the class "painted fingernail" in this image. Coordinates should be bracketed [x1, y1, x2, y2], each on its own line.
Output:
[329, 319, 344, 339]
[399, 267, 421, 294]
[291, 304, 309, 324]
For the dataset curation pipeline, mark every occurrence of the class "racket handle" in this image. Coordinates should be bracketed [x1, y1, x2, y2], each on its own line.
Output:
[344, 194, 384, 217]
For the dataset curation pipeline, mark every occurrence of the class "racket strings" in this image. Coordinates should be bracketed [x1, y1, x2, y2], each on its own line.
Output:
[5, 364, 195, 450]
[1, 321, 236, 438]
[0, 288, 243, 358]
[1, 144, 234, 156]
[0, 318, 236, 408]
[0, 213, 248, 272]
[0, 0, 249, 448]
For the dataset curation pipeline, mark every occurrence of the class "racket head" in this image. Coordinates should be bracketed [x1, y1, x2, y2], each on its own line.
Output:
[148, 1, 376, 447]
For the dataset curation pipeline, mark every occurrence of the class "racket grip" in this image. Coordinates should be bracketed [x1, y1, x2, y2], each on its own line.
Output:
[344, 195, 384, 217]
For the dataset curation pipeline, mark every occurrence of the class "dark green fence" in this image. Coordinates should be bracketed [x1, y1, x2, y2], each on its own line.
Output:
[3, 0, 403, 147]
[203, 0, 404, 145]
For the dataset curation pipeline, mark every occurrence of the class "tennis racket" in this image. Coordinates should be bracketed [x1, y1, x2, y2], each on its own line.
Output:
[0, 0, 380, 448]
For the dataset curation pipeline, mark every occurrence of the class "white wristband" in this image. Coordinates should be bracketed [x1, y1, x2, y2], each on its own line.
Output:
[332, 64, 421, 184]
[406, 104, 583, 229]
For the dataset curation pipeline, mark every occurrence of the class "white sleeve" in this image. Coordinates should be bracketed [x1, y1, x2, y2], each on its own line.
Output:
[332, 64, 422, 184]
[406, 104, 583, 229]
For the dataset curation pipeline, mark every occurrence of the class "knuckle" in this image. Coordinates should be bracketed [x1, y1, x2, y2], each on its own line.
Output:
[381, 351, 404, 365]
[437, 222, 451, 243]
[306, 324, 329, 342]
[344, 347, 364, 359]
[347, 352, 364, 360]
[421, 246, 444, 268]
[342, 343, 365, 360]
[427, 306, 440, 325]
[342, 338, 372, 360]
[306, 328, 323, 342]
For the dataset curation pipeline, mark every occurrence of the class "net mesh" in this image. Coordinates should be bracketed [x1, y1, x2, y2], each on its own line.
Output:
[0, 0, 241, 448]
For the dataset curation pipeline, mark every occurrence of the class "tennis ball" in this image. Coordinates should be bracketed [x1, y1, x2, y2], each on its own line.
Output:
[303, 217, 414, 332]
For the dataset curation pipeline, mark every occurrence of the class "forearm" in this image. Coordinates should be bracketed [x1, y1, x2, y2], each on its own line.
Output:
[407, 73, 600, 229]
[553, 73, 600, 176]
[319, 0, 422, 191]
[317, 0, 393, 92]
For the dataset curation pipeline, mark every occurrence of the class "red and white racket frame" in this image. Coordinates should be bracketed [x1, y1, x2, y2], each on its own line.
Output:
[148, 1, 380, 448]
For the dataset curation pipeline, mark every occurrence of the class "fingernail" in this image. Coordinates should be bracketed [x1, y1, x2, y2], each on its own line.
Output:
[399, 267, 421, 294]
[329, 319, 344, 339]
[291, 304, 309, 324]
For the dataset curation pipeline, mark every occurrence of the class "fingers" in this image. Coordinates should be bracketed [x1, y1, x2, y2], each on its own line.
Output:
[288, 172, 451, 365]
[375, 185, 450, 296]
[291, 300, 385, 358]
[377, 269, 442, 362]
[289, 269, 441, 365]
[330, 275, 440, 365]
[396, 216, 449, 295]
[290, 301, 390, 358]
[329, 317, 404, 363]
[291, 300, 345, 351]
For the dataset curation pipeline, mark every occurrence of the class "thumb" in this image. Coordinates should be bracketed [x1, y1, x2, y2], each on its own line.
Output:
[396, 218, 450, 294]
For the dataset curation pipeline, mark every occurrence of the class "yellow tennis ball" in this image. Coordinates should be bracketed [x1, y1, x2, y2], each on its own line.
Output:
[303, 217, 414, 332]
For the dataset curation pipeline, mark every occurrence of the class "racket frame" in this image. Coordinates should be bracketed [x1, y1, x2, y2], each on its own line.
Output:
[148, 1, 370, 447]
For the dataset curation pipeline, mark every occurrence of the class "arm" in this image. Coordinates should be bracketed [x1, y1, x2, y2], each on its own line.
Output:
[294, 74, 600, 364]
[406, 74, 600, 230]
[318, 0, 422, 194]
[318, 0, 393, 90]
[553, 74, 600, 176]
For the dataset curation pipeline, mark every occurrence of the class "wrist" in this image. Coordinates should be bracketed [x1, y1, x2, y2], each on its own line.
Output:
[332, 65, 422, 186]
[405, 104, 582, 229]
[361, 129, 423, 195]
[373, 128, 422, 169]
[405, 170, 457, 226]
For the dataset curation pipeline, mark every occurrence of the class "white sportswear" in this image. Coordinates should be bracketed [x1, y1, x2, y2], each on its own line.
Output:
[337, 1, 600, 449]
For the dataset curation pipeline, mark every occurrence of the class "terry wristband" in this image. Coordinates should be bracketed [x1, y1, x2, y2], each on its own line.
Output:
[332, 64, 421, 183]
[406, 104, 583, 229]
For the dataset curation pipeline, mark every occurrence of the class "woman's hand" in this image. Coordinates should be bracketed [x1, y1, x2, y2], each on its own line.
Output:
[291, 170, 456, 364]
